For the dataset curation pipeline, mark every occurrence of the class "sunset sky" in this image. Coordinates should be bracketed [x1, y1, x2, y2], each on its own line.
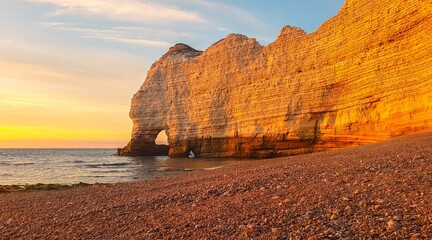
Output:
[0, 0, 344, 148]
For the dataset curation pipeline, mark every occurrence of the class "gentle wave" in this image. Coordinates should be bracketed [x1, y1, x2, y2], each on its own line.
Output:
[204, 166, 224, 170]
[0, 149, 244, 185]
[12, 162, 36, 166]
[90, 170, 130, 174]
[84, 162, 131, 168]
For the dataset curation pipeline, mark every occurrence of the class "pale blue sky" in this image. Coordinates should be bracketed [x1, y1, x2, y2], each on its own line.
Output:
[1, 1, 344, 57]
[0, 0, 344, 147]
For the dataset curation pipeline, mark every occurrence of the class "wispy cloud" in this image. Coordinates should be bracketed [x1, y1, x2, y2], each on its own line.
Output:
[113, 26, 193, 38]
[189, 0, 266, 28]
[0, 40, 150, 97]
[88, 36, 170, 47]
[169, 0, 270, 44]
[39, 22, 172, 47]
[217, 27, 231, 34]
[0, 42, 149, 144]
[28, 0, 205, 23]
[29, 0, 272, 47]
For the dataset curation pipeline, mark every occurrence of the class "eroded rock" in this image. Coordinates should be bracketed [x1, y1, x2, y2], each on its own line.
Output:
[120, 0, 432, 157]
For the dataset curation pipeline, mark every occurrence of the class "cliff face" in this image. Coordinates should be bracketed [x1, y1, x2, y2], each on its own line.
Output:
[119, 0, 432, 157]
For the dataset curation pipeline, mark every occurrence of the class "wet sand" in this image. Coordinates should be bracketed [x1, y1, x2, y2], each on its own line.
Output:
[0, 132, 431, 239]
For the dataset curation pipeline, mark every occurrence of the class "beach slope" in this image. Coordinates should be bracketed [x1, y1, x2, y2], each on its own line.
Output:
[1, 132, 431, 239]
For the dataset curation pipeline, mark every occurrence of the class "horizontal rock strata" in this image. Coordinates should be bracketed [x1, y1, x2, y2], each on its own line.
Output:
[119, 0, 432, 157]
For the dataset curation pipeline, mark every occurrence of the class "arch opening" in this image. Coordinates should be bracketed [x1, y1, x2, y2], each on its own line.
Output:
[155, 130, 169, 146]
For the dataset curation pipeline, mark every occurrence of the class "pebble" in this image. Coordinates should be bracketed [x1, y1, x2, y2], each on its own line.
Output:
[324, 228, 335, 235]
[387, 219, 401, 231]
[271, 228, 280, 234]
[5, 218, 13, 225]
[410, 233, 421, 240]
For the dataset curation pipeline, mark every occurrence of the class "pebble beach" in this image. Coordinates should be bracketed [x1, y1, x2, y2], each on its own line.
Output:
[0, 132, 431, 239]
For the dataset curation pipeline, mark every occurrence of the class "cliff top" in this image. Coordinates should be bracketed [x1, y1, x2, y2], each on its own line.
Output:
[278, 25, 307, 37]
[151, 43, 203, 68]
[166, 43, 202, 56]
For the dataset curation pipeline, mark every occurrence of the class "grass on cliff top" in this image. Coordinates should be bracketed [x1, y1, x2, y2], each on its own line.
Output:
[0, 182, 113, 193]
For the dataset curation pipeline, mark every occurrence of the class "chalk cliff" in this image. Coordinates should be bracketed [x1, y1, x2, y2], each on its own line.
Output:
[118, 0, 432, 157]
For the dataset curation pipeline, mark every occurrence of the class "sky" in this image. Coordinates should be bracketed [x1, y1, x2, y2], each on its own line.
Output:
[0, 0, 344, 148]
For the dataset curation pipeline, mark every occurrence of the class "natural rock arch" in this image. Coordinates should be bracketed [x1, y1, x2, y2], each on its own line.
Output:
[119, 1, 432, 157]
[155, 130, 169, 146]
[117, 44, 202, 156]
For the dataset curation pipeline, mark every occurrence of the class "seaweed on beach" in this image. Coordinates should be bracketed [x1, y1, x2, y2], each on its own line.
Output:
[0, 182, 110, 193]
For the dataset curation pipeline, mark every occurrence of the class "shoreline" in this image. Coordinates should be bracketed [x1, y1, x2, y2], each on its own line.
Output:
[0, 182, 114, 193]
[0, 166, 240, 193]
[0, 132, 431, 239]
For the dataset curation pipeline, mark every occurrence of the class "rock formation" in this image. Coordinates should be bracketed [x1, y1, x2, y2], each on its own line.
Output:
[118, 0, 432, 157]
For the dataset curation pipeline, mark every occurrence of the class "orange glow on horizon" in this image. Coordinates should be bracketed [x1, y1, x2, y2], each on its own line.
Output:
[0, 140, 129, 149]
[0, 53, 145, 148]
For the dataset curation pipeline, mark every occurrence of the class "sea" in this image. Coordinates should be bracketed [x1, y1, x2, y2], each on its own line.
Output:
[0, 149, 243, 185]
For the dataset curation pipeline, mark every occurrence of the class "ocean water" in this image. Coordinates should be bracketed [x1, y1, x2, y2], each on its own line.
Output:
[0, 149, 243, 185]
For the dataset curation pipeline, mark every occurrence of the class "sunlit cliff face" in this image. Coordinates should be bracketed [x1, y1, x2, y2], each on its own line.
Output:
[120, 0, 432, 157]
